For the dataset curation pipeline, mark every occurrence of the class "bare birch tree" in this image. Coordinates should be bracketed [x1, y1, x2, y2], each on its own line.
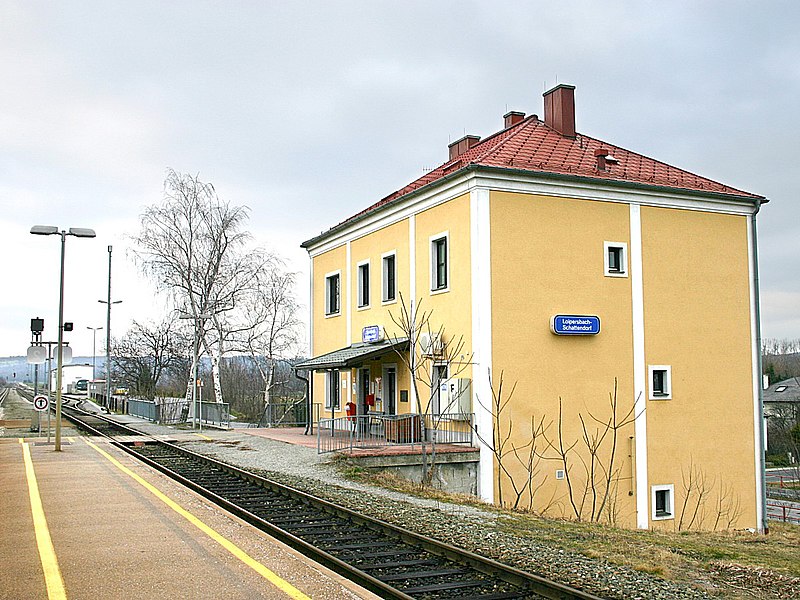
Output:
[132, 169, 261, 403]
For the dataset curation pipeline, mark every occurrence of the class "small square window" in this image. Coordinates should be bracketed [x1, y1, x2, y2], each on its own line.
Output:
[604, 242, 628, 277]
[430, 233, 449, 292]
[357, 261, 370, 308]
[325, 272, 340, 316]
[382, 253, 396, 303]
[648, 365, 672, 400]
[652, 484, 674, 520]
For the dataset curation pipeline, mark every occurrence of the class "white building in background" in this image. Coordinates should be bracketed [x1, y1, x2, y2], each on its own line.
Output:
[50, 364, 93, 393]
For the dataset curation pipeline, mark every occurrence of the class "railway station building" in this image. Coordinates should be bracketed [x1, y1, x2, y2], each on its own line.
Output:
[298, 84, 767, 531]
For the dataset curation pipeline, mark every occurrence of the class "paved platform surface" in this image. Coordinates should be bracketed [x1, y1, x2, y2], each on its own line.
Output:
[1, 435, 380, 600]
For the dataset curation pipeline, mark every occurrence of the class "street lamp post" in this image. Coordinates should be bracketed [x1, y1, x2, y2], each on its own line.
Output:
[87, 326, 103, 380]
[31, 225, 96, 451]
[99, 245, 121, 409]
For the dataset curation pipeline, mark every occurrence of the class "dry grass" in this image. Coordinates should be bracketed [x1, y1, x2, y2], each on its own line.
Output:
[343, 465, 800, 597]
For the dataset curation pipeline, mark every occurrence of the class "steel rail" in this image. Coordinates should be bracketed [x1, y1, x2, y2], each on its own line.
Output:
[59, 405, 605, 600]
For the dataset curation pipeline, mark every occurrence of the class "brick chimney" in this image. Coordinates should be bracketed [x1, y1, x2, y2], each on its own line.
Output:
[595, 148, 609, 171]
[448, 135, 481, 160]
[503, 111, 525, 128]
[543, 84, 576, 138]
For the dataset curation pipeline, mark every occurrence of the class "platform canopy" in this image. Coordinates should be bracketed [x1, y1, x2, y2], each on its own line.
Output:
[294, 337, 409, 371]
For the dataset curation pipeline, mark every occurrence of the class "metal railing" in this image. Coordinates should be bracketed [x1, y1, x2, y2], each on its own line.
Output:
[766, 500, 800, 524]
[317, 412, 474, 454]
[124, 396, 230, 429]
[257, 399, 309, 427]
[423, 413, 474, 445]
[127, 398, 158, 421]
[198, 400, 231, 429]
[158, 398, 192, 425]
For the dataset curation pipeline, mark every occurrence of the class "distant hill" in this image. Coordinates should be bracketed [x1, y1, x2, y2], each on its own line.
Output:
[0, 355, 105, 382]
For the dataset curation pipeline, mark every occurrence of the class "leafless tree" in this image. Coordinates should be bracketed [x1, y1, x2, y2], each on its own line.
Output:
[676, 460, 743, 531]
[228, 260, 303, 421]
[385, 293, 472, 488]
[132, 169, 264, 403]
[473, 369, 548, 510]
[112, 317, 190, 399]
[540, 382, 638, 524]
[762, 338, 800, 383]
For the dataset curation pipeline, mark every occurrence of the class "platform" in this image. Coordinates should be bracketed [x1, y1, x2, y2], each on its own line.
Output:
[0, 435, 379, 600]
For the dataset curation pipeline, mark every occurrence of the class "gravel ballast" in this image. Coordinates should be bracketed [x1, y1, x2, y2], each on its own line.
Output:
[175, 431, 715, 600]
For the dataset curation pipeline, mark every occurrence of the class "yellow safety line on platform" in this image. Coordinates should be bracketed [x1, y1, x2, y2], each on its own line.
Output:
[22, 443, 67, 600]
[84, 440, 311, 600]
[194, 433, 213, 440]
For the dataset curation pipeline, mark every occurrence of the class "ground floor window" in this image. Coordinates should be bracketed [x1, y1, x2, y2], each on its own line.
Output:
[325, 370, 340, 410]
[652, 484, 674, 520]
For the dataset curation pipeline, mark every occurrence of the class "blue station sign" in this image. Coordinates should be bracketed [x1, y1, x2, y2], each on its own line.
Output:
[362, 325, 384, 343]
[551, 315, 601, 336]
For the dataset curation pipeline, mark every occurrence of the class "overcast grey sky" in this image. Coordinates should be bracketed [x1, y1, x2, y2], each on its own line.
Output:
[2, 1, 798, 358]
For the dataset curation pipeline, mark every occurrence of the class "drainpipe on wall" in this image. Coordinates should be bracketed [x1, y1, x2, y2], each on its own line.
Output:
[751, 198, 768, 534]
[294, 369, 312, 435]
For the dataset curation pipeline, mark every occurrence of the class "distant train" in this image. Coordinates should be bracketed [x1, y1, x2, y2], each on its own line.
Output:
[51, 364, 94, 394]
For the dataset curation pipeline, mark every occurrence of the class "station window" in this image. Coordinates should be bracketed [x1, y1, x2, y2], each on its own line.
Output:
[652, 484, 674, 520]
[325, 272, 340, 316]
[430, 232, 449, 292]
[357, 261, 370, 308]
[325, 370, 341, 410]
[604, 242, 628, 277]
[382, 252, 396, 303]
[648, 365, 672, 400]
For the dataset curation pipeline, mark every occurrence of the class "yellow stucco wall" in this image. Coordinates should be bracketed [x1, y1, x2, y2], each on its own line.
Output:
[311, 244, 348, 417]
[350, 219, 409, 343]
[490, 190, 636, 524]
[410, 194, 474, 413]
[641, 206, 756, 530]
[347, 218, 412, 414]
[307, 187, 757, 531]
[309, 194, 474, 419]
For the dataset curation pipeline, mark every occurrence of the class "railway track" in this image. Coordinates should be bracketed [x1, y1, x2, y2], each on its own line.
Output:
[58, 402, 603, 600]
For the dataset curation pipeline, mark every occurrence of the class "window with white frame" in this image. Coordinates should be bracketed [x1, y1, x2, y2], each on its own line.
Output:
[325, 370, 340, 410]
[604, 241, 628, 277]
[325, 272, 340, 316]
[382, 252, 396, 303]
[652, 484, 674, 520]
[648, 365, 672, 400]
[357, 260, 370, 308]
[430, 233, 449, 292]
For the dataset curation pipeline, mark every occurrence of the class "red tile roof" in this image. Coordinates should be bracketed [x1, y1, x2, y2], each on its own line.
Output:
[311, 115, 762, 244]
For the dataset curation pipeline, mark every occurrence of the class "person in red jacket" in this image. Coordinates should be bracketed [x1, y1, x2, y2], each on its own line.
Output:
[345, 400, 357, 430]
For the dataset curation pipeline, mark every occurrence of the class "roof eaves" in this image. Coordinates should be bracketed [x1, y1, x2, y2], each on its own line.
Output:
[301, 157, 766, 250]
[474, 164, 767, 204]
[300, 164, 481, 249]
